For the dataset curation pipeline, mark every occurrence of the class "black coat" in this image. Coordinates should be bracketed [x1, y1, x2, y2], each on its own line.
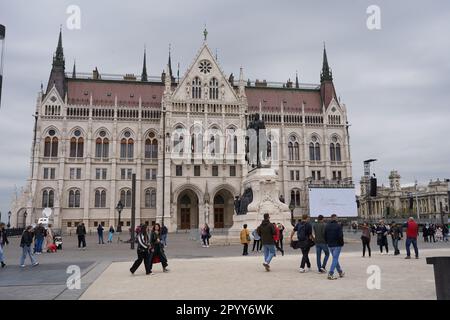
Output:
[76, 225, 86, 236]
[20, 231, 34, 247]
[257, 219, 276, 245]
[0, 229, 8, 246]
[324, 221, 344, 247]
[376, 225, 388, 246]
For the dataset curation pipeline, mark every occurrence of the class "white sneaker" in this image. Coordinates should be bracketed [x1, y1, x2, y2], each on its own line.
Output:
[20, 265, 25, 268]
[201, 245, 206, 248]
[206, 245, 209, 248]
[306, 267, 311, 273]
[299, 268, 306, 273]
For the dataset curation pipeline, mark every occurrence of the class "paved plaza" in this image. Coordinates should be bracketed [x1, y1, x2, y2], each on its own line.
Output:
[0, 232, 449, 300]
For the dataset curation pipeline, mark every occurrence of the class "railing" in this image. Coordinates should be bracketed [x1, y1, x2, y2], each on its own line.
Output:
[6, 228, 25, 237]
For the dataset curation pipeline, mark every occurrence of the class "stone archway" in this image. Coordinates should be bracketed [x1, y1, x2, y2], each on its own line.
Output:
[212, 189, 235, 229]
[16, 208, 27, 228]
[177, 189, 199, 230]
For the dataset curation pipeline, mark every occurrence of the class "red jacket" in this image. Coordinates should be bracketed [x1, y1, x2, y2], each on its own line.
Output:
[273, 225, 280, 241]
[406, 221, 419, 239]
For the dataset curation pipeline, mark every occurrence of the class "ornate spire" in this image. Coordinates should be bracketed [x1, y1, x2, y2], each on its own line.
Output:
[321, 42, 333, 82]
[295, 71, 299, 88]
[164, 63, 171, 94]
[72, 60, 76, 79]
[238, 67, 246, 98]
[167, 44, 174, 83]
[53, 25, 65, 68]
[141, 47, 148, 82]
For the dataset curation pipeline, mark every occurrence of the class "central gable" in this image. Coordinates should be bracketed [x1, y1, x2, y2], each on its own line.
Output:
[171, 43, 239, 103]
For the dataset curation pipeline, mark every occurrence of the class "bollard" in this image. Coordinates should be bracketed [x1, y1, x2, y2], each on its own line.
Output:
[426, 257, 450, 300]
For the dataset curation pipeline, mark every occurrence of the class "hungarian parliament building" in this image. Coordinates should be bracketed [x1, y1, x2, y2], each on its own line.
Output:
[11, 30, 353, 232]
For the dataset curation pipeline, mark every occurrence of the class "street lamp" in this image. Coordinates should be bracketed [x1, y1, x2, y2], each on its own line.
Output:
[23, 211, 27, 228]
[363, 159, 377, 222]
[0, 24, 5, 108]
[116, 200, 124, 232]
[289, 200, 295, 227]
[7, 211, 11, 229]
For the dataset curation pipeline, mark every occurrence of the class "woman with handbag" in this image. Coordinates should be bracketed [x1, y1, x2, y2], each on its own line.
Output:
[291, 214, 314, 273]
[240, 224, 251, 256]
[361, 222, 371, 257]
[130, 224, 152, 275]
[149, 223, 169, 273]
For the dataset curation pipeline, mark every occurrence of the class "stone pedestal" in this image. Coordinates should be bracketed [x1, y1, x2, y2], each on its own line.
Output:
[224, 167, 293, 243]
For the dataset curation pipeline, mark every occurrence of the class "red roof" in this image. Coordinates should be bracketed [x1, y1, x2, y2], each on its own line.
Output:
[67, 79, 164, 108]
[245, 87, 323, 114]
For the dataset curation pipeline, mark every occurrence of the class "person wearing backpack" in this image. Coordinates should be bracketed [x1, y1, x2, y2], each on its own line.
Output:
[290, 214, 314, 273]
[324, 214, 345, 280]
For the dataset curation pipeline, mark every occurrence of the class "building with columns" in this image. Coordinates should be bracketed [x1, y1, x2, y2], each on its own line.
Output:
[11, 30, 353, 232]
[358, 171, 449, 222]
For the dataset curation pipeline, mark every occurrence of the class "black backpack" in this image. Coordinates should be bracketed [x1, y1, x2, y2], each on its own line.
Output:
[296, 223, 307, 241]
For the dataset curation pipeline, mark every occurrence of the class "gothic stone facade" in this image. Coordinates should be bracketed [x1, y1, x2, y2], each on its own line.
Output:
[11, 31, 353, 232]
[358, 170, 449, 222]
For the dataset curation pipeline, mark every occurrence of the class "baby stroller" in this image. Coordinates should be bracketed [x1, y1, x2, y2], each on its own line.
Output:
[54, 234, 63, 250]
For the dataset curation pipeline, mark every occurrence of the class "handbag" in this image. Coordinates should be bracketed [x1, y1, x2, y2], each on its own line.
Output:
[290, 240, 301, 249]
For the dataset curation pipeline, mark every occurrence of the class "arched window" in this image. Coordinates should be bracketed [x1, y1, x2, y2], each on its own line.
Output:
[226, 127, 237, 155]
[95, 189, 107, 208]
[336, 143, 341, 161]
[329, 136, 341, 162]
[145, 132, 158, 159]
[294, 142, 299, 160]
[330, 143, 336, 161]
[192, 77, 202, 99]
[69, 130, 84, 158]
[191, 125, 203, 154]
[120, 189, 132, 208]
[288, 142, 294, 160]
[288, 136, 299, 161]
[120, 131, 134, 159]
[290, 189, 301, 207]
[44, 130, 58, 158]
[145, 189, 157, 208]
[309, 136, 321, 161]
[208, 127, 221, 157]
[69, 189, 81, 208]
[42, 189, 54, 208]
[95, 131, 109, 158]
[209, 78, 219, 99]
[173, 126, 185, 155]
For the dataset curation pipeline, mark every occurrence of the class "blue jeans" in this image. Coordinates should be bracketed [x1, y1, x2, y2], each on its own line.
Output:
[405, 238, 419, 257]
[263, 245, 276, 265]
[315, 243, 330, 271]
[392, 238, 400, 254]
[98, 233, 104, 244]
[0, 244, 4, 263]
[34, 237, 44, 253]
[328, 246, 343, 275]
[20, 245, 37, 266]
[161, 234, 167, 246]
[108, 232, 114, 242]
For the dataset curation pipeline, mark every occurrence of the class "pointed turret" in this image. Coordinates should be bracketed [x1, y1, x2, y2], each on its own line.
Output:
[295, 71, 299, 89]
[72, 60, 76, 79]
[238, 67, 246, 99]
[164, 64, 171, 95]
[141, 47, 148, 82]
[46, 27, 66, 97]
[320, 43, 333, 82]
[319, 43, 338, 108]
[167, 44, 175, 83]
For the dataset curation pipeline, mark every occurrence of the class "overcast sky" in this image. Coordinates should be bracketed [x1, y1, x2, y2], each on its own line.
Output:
[1, 0, 449, 222]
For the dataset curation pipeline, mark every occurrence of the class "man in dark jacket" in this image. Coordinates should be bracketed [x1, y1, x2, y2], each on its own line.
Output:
[33, 223, 45, 254]
[76, 223, 87, 249]
[20, 226, 39, 267]
[389, 222, 403, 255]
[257, 213, 276, 272]
[291, 214, 313, 273]
[0, 222, 9, 268]
[324, 214, 344, 280]
[97, 224, 104, 244]
[313, 215, 329, 273]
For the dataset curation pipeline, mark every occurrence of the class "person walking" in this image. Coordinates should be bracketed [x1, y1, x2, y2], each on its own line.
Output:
[371, 224, 376, 236]
[257, 213, 276, 272]
[201, 224, 211, 248]
[360, 222, 371, 258]
[33, 223, 45, 254]
[429, 224, 436, 243]
[161, 223, 168, 247]
[0, 222, 9, 268]
[252, 229, 262, 252]
[148, 223, 169, 273]
[376, 220, 389, 255]
[313, 215, 329, 273]
[435, 225, 443, 242]
[291, 214, 313, 273]
[107, 226, 115, 243]
[277, 223, 285, 252]
[389, 222, 403, 255]
[45, 224, 54, 252]
[324, 214, 345, 280]
[20, 226, 39, 267]
[403, 217, 419, 259]
[76, 223, 87, 249]
[443, 224, 449, 242]
[97, 224, 105, 244]
[130, 224, 152, 275]
[423, 224, 429, 242]
[273, 223, 284, 256]
[240, 224, 251, 256]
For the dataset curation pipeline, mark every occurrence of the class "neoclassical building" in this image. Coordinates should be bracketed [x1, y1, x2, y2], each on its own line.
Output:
[358, 171, 449, 222]
[11, 30, 353, 232]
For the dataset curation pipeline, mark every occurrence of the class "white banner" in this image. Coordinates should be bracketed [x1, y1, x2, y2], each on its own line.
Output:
[309, 188, 358, 217]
